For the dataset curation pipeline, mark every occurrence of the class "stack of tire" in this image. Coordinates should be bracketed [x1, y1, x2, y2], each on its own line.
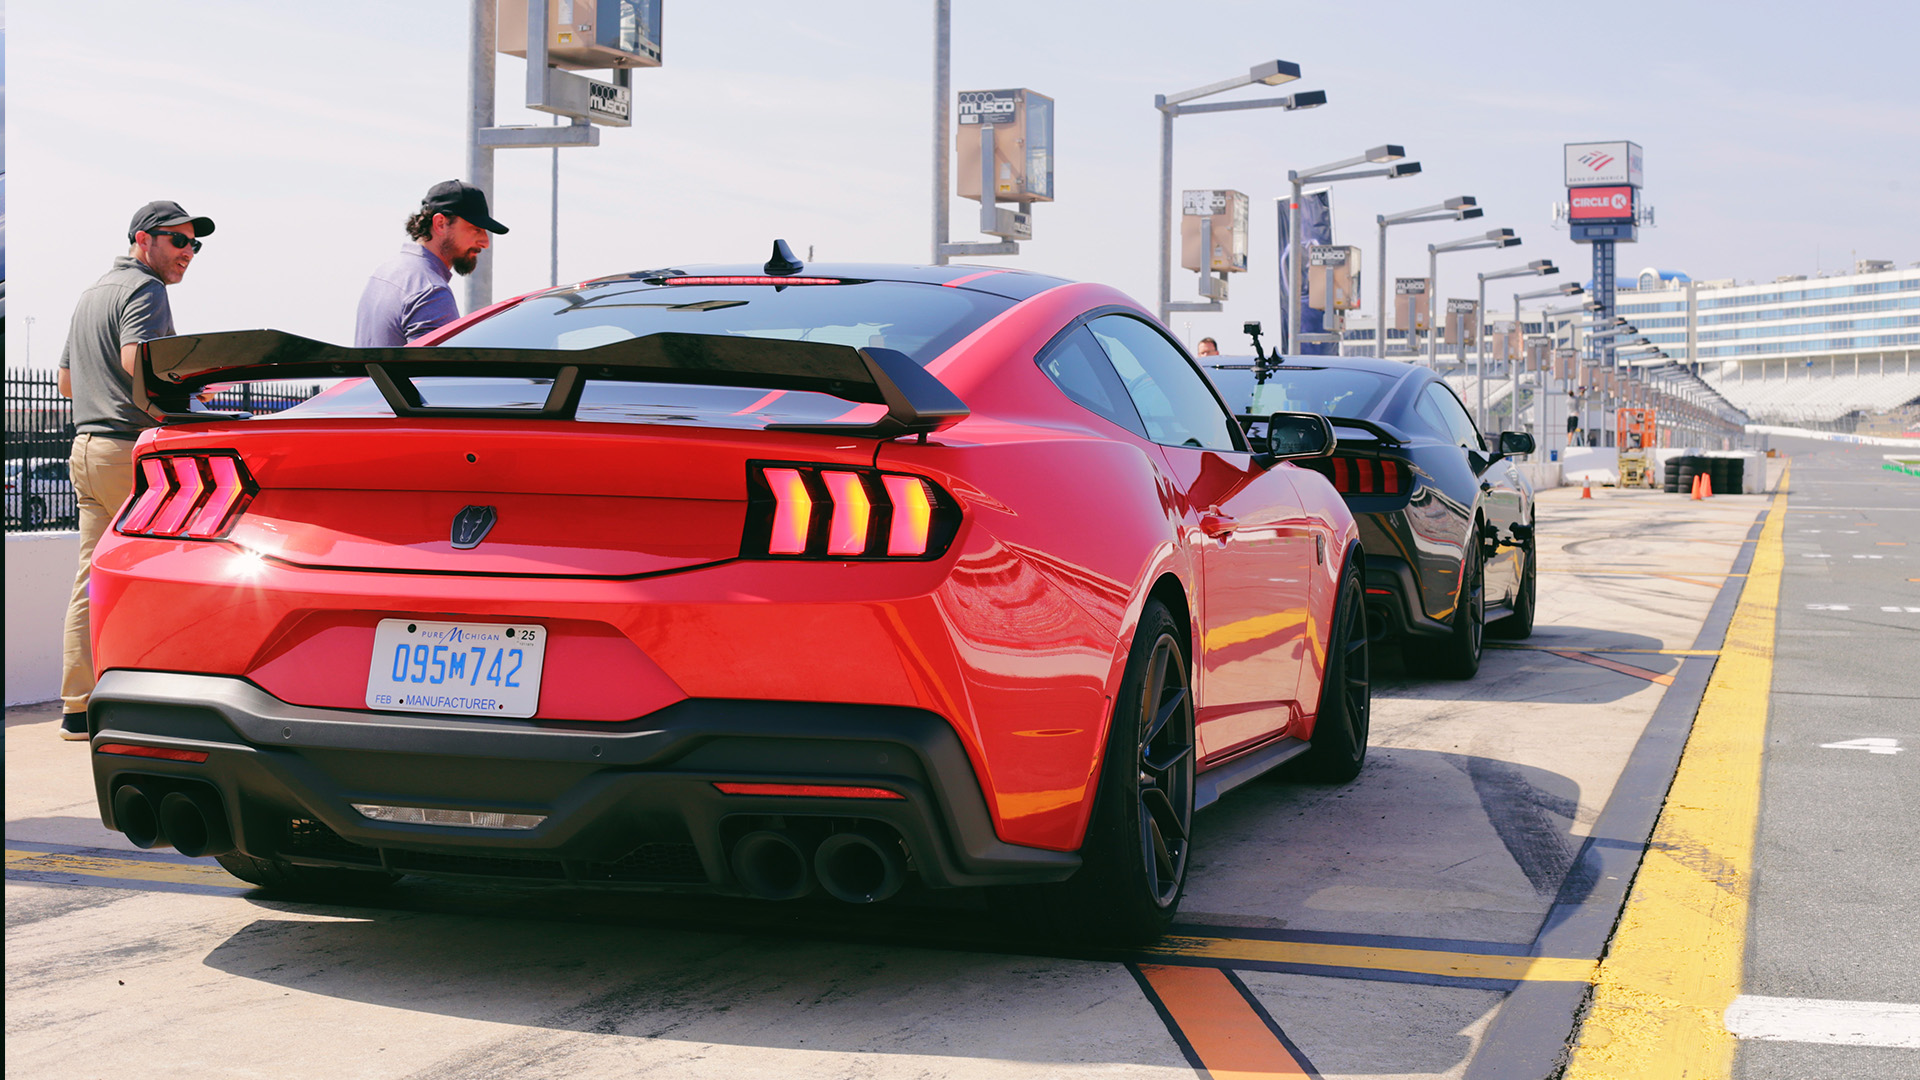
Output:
[1663, 455, 1744, 495]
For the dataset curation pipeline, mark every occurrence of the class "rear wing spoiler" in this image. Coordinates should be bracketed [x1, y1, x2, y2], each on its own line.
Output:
[135, 329, 968, 440]
[1236, 413, 1407, 449]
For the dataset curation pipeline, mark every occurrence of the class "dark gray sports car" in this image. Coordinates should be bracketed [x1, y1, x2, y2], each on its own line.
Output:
[1209, 348, 1536, 678]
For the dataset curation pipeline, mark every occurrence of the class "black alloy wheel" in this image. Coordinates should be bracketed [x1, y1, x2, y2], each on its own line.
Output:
[999, 598, 1195, 943]
[1296, 554, 1371, 782]
[1134, 630, 1196, 908]
[1488, 523, 1537, 640]
[1405, 526, 1484, 679]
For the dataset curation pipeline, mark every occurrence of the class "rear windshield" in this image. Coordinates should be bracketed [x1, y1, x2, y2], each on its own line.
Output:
[276, 279, 1017, 427]
[1239, 366, 1397, 418]
[438, 279, 1015, 365]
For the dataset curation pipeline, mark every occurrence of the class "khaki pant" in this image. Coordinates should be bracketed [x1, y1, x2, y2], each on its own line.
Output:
[63, 434, 137, 714]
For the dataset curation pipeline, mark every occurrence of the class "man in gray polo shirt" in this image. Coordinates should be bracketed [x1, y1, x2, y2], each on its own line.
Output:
[55, 200, 214, 740]
[354, 180, 510, 347]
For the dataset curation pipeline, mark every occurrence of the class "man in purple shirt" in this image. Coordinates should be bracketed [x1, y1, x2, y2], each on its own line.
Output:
[354, 180, 510, 346]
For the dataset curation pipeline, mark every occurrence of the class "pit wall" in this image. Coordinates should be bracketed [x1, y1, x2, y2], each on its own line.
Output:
[5, 531, 79, 706]
[1558, 448, 1767, 493]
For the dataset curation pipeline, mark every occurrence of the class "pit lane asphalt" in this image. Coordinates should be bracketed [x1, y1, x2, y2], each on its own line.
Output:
[6, 461, 1804, 1079]
[1734, 436, 1920, 1078]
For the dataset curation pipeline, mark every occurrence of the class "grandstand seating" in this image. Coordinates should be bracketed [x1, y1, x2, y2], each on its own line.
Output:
[1704, 369, 1920, 424]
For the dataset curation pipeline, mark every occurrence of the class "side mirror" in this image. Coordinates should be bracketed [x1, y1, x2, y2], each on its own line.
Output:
[1497, 431, 1535, 458]
[1255, 411, 1336, 468]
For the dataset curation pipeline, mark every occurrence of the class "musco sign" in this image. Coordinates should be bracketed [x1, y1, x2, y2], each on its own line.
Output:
[587, 77, 632, 126]
[958, 89, 1019, 125]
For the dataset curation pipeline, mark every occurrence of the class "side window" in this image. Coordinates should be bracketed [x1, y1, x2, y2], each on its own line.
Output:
[1423, 384, 1484, 452]
[1036, 326, 1145, 436]
[1087, 315, 1241, 451]
[1413, 386, 1453, 439]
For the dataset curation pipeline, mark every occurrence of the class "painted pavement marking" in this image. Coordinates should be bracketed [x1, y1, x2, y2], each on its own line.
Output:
[1562, 468, 1790, 1079]
[1544, 651, 1675, 686]
[1818, 738, 1904, 755]
[1133, 964, 1319, 1078]
[1723, 995, 1920, 1049]
[1486, 645, 1719, 657]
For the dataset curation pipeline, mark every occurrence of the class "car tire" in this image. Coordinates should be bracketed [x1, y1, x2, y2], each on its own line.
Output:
[1294, 554, 1370, 783]
[1487, 531, 1537, 640]
[996, 597, 1195, 944]
[1403, 527, 1484, 679]
[215, 852, 400, 897]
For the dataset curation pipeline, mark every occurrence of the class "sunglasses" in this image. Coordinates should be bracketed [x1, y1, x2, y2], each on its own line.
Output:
[150, 229, 203, 254]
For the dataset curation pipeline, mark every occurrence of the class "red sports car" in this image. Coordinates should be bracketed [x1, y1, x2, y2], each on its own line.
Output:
[86, 246, 1369, 940]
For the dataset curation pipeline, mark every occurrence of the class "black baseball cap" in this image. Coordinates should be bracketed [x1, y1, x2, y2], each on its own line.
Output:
[422, 180, 509, 234]
[128, 201, 215, 243]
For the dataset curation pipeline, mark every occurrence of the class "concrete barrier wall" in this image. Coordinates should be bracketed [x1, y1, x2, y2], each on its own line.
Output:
[5, 532, 79, 706]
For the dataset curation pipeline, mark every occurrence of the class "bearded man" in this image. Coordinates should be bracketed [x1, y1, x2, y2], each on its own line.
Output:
[354, 180, 509, 346]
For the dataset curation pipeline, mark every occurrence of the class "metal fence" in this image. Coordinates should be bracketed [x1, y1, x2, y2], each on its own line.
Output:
[4, 368, 322, 534]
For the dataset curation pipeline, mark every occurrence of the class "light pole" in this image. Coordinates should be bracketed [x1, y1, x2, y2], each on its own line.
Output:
[1153, 61, 1323, 323]
[1376, 197, 1480, 358]
[1510, 282, 1582, 438]
[1472, 260, 1556, 431]
[1287, 146, 1420, 353]
[1426, 229, 1519, 370]
[1542, 300, 1602, 455]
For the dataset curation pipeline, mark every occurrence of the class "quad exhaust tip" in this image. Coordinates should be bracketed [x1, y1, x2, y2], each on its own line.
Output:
[729, 830, 815, 901]
[813, 832, 905, 905]
[111, 781, 235, 858]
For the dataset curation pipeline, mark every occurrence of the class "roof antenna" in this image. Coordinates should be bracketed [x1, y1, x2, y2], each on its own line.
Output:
[765, 239, 804, 276]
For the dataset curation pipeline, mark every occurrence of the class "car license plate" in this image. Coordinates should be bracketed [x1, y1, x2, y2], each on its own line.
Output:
[366, 619, 547, 718]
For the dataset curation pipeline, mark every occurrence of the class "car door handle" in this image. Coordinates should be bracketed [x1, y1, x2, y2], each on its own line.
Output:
[1200, 510, 1238, 538]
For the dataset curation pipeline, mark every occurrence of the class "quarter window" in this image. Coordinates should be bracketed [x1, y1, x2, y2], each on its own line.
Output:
[1423, 383, 1484, 452]
[1087, 315, 1240, 451]
[1036, 326, 1146, 436]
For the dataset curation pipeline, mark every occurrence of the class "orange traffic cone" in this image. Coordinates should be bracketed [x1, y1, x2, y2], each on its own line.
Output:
[1690, 473, 1703, 500]
[1701, 471, 1714, 499]
[1580, 479, 1593, 499]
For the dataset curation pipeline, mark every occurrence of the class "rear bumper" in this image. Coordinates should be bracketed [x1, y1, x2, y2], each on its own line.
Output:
[87, 670, 1079, 892]
[1361, 553, 1451, 641]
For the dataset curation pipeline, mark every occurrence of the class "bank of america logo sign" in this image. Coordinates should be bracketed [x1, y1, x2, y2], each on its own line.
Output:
[1579, 151, 1615, 172]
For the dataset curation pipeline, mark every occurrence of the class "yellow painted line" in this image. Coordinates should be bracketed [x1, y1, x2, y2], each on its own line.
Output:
[1487, 645, 1720, 657]
[1142, 935, 1598, 983]
[1564, 467, 1789, 1079]
[1137, 965, 1311, 1078]
[6, 847, 244, 888]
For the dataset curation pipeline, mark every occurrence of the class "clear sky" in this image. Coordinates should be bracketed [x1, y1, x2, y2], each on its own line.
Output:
[8, 0, 1918, 366]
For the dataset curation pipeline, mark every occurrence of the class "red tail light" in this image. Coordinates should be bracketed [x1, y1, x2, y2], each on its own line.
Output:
[96, 743, 210, 763]
[1312, 456, 1405, 496]
[116, 451, 257, 540]
[712, 782, 905, 800]
[745, 462, 958, 560]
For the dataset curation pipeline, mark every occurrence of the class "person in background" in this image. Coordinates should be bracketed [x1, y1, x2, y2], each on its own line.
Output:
[56, 200, 214, 740]
[1196, 337, 1219, 357]
[354, 180, 509, 347]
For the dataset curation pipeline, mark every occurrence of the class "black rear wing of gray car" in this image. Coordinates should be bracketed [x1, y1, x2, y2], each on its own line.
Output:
[135, 329, 968, 440]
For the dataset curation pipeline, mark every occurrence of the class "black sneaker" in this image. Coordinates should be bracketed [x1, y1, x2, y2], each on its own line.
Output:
[59, 712, 89, 742]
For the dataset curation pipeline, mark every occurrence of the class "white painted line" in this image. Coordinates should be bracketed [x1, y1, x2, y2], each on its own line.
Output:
[1802, 554, 1833, 559]
[1878, 606, 1920, 613]
[1805, 604, 1851, 611]
[1725, 994, 1920, 1048]
[1851, 554, 1885, 560]
[1818, 738, 1904, 755]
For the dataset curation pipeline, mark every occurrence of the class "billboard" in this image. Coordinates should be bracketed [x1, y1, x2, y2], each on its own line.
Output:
[1569, 185, 1635, 222]
[1395, 277, 1430, 334]
[1180, 189, 1250, 273]
[1307, 245, 1361, 311]
[1444, 299, 1478, 347]
[1565, 141, 1643, 188]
